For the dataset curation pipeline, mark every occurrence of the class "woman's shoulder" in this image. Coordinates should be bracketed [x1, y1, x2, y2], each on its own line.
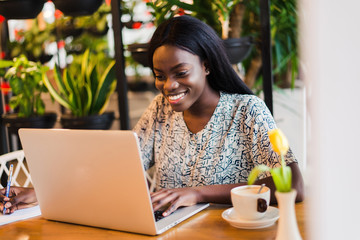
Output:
[221, 92, 266, 108]
[220, 92, 273, 121]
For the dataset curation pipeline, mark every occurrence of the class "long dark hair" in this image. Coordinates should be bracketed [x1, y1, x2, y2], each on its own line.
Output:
[148, 15, 253, 95]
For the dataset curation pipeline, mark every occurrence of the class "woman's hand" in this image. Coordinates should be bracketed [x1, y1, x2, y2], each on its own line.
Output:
[0, 187, 38, 214]
[151, 188, 201, 217]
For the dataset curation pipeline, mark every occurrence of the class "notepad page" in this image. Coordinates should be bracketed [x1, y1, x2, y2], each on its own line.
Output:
[0, 205, 41, 226]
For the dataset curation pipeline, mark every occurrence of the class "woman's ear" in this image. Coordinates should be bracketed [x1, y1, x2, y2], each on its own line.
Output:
[204, 61, 210, 75]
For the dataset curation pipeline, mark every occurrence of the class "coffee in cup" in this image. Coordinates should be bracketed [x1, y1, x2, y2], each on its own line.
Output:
[230, 185, 270, 220]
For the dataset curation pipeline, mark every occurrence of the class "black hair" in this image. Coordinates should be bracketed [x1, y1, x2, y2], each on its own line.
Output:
[148, 15, 253, 95]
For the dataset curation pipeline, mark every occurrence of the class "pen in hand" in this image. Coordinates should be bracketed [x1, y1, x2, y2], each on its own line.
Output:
[3, 164, 13, 215]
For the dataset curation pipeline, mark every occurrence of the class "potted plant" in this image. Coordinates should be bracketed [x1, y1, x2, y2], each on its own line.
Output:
[247, 128, 302, 240]
[0, 55, 57, 147]
[8, 19, 56, 64]
[54, 3, 111, 40]
[42, 49, 116, 129]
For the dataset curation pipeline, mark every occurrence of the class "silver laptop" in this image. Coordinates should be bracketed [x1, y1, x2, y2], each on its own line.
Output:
[18, 128, 209, 235]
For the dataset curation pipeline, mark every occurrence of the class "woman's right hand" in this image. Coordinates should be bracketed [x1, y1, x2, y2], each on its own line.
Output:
[0, 187, 38, 214]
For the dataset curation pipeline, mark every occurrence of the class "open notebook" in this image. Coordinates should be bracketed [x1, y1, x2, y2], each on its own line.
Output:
[19, 129, 209, 235]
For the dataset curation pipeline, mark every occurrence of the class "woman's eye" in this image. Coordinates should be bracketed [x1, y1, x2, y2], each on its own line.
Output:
[176, 71, 188, 77]
[155, 75, 166, 81]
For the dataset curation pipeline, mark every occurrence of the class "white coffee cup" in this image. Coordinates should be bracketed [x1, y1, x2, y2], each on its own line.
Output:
[230, 185, 270, 220]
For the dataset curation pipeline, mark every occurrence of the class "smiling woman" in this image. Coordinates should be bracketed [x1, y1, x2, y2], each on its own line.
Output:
[133, 15, 304, 217]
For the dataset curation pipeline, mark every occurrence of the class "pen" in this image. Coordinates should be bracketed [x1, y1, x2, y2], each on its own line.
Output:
[3, 164, 13, 214]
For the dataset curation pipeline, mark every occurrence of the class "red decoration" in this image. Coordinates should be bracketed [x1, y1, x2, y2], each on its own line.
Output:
[178, 8, 185, 16]
[54, 9, 63, 19]
[132, 22, 142, 29]
[57, 40, 65, 49]
[105, 0, 111, 6]
[4, 104, 11, 113]
[0, 15, 5, 24]
[0, 51, 5, 59]
[1, 82, 11, 95]
[14, 29, 24, 42]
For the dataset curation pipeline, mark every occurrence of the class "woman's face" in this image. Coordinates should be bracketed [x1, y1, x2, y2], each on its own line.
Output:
[153, 45, 212, 112]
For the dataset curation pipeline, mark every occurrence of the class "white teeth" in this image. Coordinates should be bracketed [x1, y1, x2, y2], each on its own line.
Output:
[168, 93, 185, 101]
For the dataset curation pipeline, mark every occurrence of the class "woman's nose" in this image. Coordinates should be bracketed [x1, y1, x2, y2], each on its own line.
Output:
[163, 78, 179, 91]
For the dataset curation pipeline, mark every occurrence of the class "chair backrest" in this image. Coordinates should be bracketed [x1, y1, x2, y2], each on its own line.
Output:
[145, 170, 156, 193]
[0, 150, 32, 188]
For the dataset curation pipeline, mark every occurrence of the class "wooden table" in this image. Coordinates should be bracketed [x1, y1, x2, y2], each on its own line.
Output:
[0, 202, 306, 240]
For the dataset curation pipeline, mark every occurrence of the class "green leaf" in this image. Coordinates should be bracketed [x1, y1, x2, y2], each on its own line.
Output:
[35, 96, 45, 115]
[81, 48, 90, 85]
[283, 165, 292, 191]
[42, 71, 73, 110]
[270, 168, 285, 191]
[83, 83, 92, 115]
[98, 80, 116, 115]
[0, 60, 14, 68]
[89, 65, 98, 96]
[247, 164, 271, 185]
[8, 76, 23, 94]
[270, 166, 292, 192]
[53, 66, 68, 96]
[64, 69, 82, 114]
[91, 60, 116, 114]
[9, 96, 20, 109]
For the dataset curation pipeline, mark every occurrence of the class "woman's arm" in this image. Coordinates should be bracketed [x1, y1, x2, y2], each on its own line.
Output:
[194, 162, 304, 204]
[151, 162, 304, 216]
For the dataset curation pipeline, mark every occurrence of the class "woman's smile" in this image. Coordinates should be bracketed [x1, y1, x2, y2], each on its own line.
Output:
[167, 92, 187, 104]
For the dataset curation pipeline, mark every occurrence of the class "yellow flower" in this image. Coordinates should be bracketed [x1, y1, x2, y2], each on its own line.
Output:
[268, 129, 289, 156]
[248, 128, 292, 192]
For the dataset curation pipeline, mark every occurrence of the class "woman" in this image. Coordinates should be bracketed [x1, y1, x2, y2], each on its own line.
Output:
[1, 15, 304, 215]
[134, 15, 304, 217]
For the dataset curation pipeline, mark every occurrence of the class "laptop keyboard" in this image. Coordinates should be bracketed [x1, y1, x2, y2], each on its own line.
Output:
[154, 210, 165, 222]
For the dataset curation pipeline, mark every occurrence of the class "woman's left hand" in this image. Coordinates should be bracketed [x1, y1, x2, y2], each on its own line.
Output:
[150, 188, 201, 217]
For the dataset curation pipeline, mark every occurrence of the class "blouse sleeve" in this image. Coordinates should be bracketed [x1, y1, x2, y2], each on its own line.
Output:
[246, 96, 297, 178]
[132, 95, 162, 170]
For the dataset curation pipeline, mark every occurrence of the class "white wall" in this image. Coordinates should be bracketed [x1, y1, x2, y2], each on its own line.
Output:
[273, 85, 306, 173]
[300, 0, 360, 239]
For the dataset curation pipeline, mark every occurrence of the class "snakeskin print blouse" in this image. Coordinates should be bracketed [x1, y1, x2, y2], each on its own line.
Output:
[133, 92, 297, 190]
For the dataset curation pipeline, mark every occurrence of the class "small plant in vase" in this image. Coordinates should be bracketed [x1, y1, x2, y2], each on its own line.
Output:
[248, 128, 302, 240]
[0, 55, 57, 149]
[0, 55, 49, 117]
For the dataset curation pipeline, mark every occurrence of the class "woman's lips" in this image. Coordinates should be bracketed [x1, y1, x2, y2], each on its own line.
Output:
[167, 92, 186, 104]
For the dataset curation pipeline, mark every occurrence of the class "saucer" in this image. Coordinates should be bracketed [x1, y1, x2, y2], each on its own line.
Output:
[222, 206, 279, 229]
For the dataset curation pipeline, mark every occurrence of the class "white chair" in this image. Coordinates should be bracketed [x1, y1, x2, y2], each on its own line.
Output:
[146, 169, 156, 193]
[0, 150, 32, 188]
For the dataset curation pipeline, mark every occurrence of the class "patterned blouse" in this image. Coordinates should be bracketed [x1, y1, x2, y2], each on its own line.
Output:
[133, 92, 297, 190]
